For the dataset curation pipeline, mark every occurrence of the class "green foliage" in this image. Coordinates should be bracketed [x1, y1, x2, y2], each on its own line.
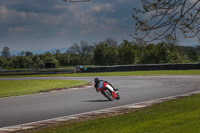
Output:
[140, 43, 158, 64]
[93, 42, 105, 65]
[0, 56, 7, 67]
[32, 55, 41, 68]
[42, 53, 60, 68]
[93, 39, 199, 66]
[0, 39, 200, 70]
[1, 47, 11, 59]
[66, 41, 94, 65]
[118, 40, 137, 64]
[3, 61, 15, 70]
[94, 42, 118, 65]
[12, 56, 31, 69]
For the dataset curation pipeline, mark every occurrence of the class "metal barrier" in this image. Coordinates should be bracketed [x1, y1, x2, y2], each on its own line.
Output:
[0, 68, 75, 76]
[1, 63, 200, 75]
[82, 63, 200, 73]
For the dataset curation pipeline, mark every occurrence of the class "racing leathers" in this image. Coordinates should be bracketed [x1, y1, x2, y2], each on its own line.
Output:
[94, 80, 118, 92]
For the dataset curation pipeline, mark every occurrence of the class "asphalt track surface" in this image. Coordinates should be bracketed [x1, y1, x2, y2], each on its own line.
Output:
[0, 75, 200, 128]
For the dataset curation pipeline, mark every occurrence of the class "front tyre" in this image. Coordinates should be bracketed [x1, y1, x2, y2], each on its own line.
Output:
[103, 89, 114, 101]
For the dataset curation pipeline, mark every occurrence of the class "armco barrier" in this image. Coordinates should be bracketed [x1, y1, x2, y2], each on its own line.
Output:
[0, 69, 38, 76]
[1, 64, 200, 75]
[82, 63, 200, 73]
[0, 68, 74, 76]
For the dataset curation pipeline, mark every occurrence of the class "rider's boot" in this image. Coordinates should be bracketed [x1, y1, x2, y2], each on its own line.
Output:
[114, 88, 119, 94]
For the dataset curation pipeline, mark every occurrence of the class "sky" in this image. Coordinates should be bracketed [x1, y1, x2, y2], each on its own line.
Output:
[0, 0, 199, 52]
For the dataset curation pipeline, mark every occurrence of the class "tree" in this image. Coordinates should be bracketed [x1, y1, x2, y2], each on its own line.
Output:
[0, 56, 6, 68]
[132, 0, 200, 42]
[66, 41, 94, 65]
[39, 52, 60, 68]
[140, 43, 158, 64]
[18, 51, 25, 56]
[197, 45, 200, 62]
[118, 40, 137, 64]
[93, 38, 119, 65]
[25, 51, 34, 57]
[93, 41, 119, 65]
[156, 42, 171, 63]
[32, 55, 41, 69]
[1, 47, 11, 59]
[104, 37, 118, 46]
[12, 56, 29, 69]
[3, 61, 14, 69]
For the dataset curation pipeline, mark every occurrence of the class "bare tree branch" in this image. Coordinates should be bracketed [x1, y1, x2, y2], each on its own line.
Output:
[133, 0, 200, 42]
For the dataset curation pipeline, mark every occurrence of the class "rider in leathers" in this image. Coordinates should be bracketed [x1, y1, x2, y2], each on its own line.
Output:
[94, 78, 118, 92]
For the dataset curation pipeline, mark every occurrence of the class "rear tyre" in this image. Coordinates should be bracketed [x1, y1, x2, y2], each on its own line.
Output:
[116, 93, 120, 100]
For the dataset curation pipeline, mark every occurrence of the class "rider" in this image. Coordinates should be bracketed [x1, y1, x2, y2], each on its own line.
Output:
[94, 78, 118, 92]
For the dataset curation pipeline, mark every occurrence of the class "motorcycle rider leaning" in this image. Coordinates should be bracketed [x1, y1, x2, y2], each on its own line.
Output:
[94, 78, 118, 92]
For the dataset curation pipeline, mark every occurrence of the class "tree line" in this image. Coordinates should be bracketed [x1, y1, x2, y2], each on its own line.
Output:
[0, 38, 200, 70]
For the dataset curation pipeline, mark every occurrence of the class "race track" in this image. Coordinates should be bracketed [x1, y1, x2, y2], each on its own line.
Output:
[0, 75, 200, 128]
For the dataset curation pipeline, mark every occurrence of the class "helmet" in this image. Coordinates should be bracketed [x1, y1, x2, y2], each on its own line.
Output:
[94, 78, 99, 83]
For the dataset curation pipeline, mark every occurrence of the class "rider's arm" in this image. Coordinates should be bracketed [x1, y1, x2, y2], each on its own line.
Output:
[105, 81, 112, 86]
[106, 81, 116, 90]
[94, 83, 99, 92]
[94, 83, 97, 89]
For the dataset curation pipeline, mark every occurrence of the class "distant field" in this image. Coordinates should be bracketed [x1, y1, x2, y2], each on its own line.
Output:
[0, 70, 200, 78]
[0, 80, 89, 98]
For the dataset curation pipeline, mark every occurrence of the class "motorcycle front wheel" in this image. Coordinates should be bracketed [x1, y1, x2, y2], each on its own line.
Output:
[103, 89, 114, 101]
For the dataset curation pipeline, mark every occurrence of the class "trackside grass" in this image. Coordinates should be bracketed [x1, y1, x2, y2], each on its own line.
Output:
[35, 94, 200, 133]
[0, 70, 200, 78]
[0, 80, 89, 98]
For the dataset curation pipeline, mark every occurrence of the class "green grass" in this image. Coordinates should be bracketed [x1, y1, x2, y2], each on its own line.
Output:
[35, 94, 200, 133]
[0, 80, 89, 98]
[1, 70, 200, 78]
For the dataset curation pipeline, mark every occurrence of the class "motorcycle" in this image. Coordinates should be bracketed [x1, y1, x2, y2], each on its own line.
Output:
[97, 81, 120, 101]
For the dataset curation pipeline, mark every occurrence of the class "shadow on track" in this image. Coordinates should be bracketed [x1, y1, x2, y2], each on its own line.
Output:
[84, 99, 110, 102]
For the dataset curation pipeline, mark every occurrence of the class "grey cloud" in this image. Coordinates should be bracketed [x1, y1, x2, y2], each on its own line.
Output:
[0, 0, 161, 51]
[6, 0, 65, 14]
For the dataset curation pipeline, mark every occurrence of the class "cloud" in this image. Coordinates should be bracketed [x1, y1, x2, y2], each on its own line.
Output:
[86, 4, 115, 13]
[8, 26, 32, 32]
[79, 29, 91, 34]
[0, 1, 130, 37]
[0, 5, 10, 14]
[2, 0, 196, 51]
[0, 5, 16, 22]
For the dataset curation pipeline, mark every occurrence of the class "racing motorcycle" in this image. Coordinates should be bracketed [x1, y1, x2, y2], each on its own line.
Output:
[97, 81, 120, 101]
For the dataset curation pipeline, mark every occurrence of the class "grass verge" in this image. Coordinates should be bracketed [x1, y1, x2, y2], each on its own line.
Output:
[0, 70, 200, 78]
[34, 94, 200, 133]
[0, 80, 89, 98]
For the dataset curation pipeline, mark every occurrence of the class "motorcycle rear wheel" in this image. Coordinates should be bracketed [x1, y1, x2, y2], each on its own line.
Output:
[116, 93, 120, 100]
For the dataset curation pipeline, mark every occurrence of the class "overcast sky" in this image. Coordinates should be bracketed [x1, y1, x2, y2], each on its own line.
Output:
[0, 0, 199, 52]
